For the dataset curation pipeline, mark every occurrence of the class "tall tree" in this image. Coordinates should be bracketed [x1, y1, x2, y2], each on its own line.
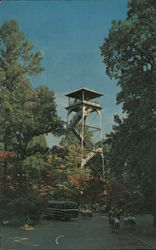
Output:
[0, 20, 63, 152]
[0, 20, 63, 196]
[101, 0, 156, 224]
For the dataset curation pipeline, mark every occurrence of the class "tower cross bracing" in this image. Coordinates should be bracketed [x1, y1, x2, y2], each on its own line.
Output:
[65, 87, 105, 178]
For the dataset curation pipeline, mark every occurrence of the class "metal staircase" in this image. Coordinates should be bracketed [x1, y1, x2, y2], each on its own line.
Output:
[82, 147, 102, 166]
[67, 111, 82, 130]
[67, 110, 101, 167]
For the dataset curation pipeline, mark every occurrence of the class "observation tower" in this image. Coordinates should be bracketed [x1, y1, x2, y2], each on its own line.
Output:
[65, 87, 105, 179]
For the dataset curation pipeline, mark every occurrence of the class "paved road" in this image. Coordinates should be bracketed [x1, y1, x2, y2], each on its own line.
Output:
[0, 214, 154, 250]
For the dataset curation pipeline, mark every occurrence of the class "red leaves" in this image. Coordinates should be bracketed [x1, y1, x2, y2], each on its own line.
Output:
[0, 151, 17, 159]
[69, 174, 91, 190]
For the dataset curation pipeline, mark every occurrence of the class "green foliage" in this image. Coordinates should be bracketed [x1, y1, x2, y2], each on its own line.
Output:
[101, 0, 156, 219]
[46, 130, 93, 201]
[0, 19, 63, 155]
[0, 19, 64, 222]
[7, 192, 44, 225]
[0, 142, 3, 150]
[0, 19, 44, 81]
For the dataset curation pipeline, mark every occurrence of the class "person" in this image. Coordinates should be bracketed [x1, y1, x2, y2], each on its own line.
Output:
[129, 215, 136, 230]
[108, 206, 114, 226]
[74, 99, 77, 104]
[108, 206, 114, 218]
[109, 216, 115, 232]
[115, 207, 121, 219]
[114, 217, 120, 232]
[95, 203, 99, 212]
[82, 207, 92, 218]
[92, 203, 96, 212]
[124, 214, 129, 226]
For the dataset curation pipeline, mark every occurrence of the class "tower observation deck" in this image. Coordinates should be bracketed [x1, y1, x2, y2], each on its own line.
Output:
[65, 87, 105, 179]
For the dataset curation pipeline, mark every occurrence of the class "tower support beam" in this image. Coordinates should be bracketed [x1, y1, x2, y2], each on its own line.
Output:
[65, 87, 105, 179]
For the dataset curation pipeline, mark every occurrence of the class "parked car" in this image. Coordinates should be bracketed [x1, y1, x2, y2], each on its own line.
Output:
[44, 200, 79, 220]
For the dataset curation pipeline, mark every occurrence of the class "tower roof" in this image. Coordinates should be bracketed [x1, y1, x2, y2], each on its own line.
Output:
[65, 87, 103, 100]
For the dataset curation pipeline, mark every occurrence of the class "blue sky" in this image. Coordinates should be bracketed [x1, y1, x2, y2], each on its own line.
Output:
[0, 0, 127, 146]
